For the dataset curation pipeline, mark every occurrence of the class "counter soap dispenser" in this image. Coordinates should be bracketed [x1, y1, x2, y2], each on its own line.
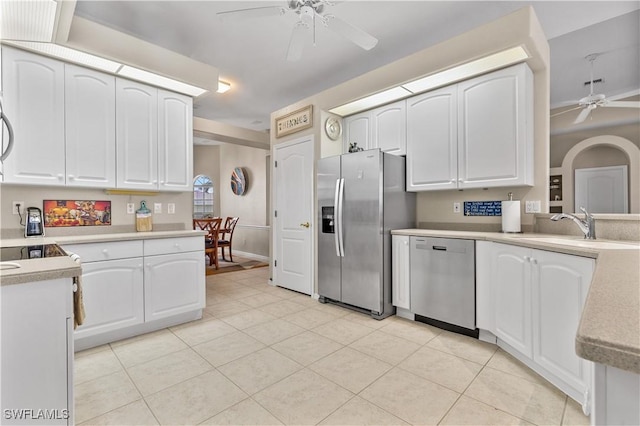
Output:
[501, 192, 521, 233]
[136, 200, 152, 232]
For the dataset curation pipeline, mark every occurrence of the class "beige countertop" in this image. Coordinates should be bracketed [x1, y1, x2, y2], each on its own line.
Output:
[392, 229, 640, 374]
[0, 230, 206, 287]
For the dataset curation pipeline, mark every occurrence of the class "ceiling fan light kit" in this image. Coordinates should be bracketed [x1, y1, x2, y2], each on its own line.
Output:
[555, 52, 640, 124]
[218, 0, 379, 61]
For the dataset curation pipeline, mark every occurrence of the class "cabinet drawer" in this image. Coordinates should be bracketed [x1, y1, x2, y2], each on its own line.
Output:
[144, 236, 203, 256]
[62, 240, 143, 263]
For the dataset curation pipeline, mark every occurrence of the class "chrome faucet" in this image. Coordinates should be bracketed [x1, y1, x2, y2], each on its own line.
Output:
[550, 207, 596, 239]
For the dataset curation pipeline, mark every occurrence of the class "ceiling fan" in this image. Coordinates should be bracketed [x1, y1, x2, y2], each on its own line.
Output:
[217, 0, 378, 61]
[552, 53, 640, 124]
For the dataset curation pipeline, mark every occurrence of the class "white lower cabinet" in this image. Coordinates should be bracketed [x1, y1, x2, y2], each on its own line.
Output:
[1, 278, 73, 425]
[478, 241, 595, 409]
[62, 236, 204, 348]
[493, 243, 533, 357]
[144, 251, 205, 321]
[74, 258, 144, 339]
[391, 235, 410, 310]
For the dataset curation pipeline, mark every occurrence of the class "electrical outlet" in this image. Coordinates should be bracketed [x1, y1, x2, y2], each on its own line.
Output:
[154, 203, 162, 214]
[12, 201, 24, 215]
[126, 203, 135, 214]
[453, 202, 461, 213]
[167, 203, 175, 214]
[525, 200, 541, 213]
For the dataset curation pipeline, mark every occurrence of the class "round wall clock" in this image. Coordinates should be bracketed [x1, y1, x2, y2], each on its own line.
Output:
[230, 167, 248, 196]
[325, 117, 342, 141]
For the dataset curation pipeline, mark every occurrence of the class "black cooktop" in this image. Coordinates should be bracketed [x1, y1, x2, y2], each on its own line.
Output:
[0, 244, 68, 261]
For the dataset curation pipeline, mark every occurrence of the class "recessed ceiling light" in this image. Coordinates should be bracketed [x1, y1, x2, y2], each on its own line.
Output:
[3, 40, 122, 73]
[329, 86, 412, 116]
[217, 81, 231, 93]
[117, 65, 208, 97]
[329, 46, 530, 117]
[0, 0, 57, 42]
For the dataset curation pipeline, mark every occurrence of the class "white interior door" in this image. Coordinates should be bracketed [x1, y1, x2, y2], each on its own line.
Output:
[575, 165, 628, 213]
[273, 137, 313, 295]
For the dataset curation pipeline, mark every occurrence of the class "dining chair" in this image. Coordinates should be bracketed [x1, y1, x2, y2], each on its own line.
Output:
[193, 218, 223, 269]
[219, 217, 239, 262]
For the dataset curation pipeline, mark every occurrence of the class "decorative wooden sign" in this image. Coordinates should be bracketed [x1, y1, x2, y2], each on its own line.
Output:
[275, 105, 313, 138]
[464, 201, 502, 216]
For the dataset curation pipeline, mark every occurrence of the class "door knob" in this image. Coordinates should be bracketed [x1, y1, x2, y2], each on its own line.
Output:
[300, 222, 310, 228]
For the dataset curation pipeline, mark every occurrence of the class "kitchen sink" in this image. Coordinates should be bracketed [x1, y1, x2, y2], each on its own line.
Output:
[522, 237, 640, 250]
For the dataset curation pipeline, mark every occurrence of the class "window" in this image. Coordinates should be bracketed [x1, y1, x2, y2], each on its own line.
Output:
[193, 175, 214, 218]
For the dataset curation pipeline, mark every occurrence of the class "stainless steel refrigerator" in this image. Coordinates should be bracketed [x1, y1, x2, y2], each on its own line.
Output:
[317, 149, 415, 319]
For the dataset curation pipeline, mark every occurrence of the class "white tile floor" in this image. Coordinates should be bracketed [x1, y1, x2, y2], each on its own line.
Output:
[75, 266, 591, 425]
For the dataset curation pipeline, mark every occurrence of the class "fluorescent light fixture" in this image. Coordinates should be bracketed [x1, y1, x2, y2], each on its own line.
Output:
[402, 46, 529, 93]
[3, 41, 123, 73]
[329, 46, 529, 117]
[117, 65, 208, 97]
[0, 0, 57, 42]
[330, 86, 412, 116]
[217, 80, 231, 93]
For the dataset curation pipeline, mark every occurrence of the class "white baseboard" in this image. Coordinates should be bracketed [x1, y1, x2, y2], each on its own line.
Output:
[232, 250, 269, 263]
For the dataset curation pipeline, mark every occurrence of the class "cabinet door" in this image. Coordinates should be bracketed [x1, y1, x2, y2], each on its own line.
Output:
[457, 63, 533, 189]
[493, 243, 533, 358]
[158, 89, 193, 191]
[371, 100, 406, 156]
[65, 64, 116, 188]
[392, 235, 410, 309]
[532, 250, 594, 399]
[343, 111, 371, 153]
[144, 251, 205, 321]
[116, 79, 158, 189]
[1, 47, 65, 185]
[1, 279, 72, 424]
[74, 258, 144, 339]
[406, 86, 458, 191]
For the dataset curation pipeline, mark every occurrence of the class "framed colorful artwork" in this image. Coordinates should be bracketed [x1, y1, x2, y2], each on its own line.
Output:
[44, 200, 111, 227]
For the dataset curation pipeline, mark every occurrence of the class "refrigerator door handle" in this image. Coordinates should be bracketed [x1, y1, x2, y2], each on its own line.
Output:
[337, 178, 345, 257]
[333, 178, 341, 257]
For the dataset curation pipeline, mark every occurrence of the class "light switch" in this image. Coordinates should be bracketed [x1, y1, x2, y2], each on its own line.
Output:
[154, 203, 162, 214]
[168, 203, 175, 214]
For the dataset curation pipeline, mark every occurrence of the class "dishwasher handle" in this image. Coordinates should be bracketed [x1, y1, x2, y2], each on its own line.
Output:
[432, 246, 447, 251]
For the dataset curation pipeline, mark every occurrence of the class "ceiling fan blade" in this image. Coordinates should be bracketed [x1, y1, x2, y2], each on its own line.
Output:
[550, 105, 583, 118]
[603, 101, 640, 108]
[573, 108, 592, 124]
[323, 15, 378, 51]
[217, 6, 285, 21]
[287, 22, 308, 62]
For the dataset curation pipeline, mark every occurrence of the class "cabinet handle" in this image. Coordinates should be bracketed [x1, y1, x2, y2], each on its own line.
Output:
[450, 179, 456, 183]
[68, 174, 75, 180]
[153, 180, 158, 184]
[146, 263, 151, 268]
[174, 243, 181, 249]
[531, 258, 538, 265]
[160, 181, 165, 184]
[138, 264, 143, 269]
[524, 256, 530, 262]
[403, 240, 408, 246]
[57, 174, 64, 180]
[102, 249, 109, 255]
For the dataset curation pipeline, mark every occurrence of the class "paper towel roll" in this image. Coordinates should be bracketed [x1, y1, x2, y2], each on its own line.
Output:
[502, 200, 521, 233]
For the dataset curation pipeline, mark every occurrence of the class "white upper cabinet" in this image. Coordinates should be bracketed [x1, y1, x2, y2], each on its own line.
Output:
[407, 86, 458, 191]
[116, 79, 159, 190]
[371, 100, 406, 156]
[344, 101, 407, 155]
[457, 63, 533, 189]
[65, 64, 116, 188]
[1, 47, 65, 185]
[158, 89, 193, 191]
[407, 63, 533, 191]
[343, 110, 371, 153]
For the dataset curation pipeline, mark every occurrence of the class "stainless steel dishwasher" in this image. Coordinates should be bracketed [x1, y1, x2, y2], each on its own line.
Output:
[410, 236, 476, 334]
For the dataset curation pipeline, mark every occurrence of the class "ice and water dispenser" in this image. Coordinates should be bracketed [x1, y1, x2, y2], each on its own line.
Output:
[321, 206, 334, 234]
